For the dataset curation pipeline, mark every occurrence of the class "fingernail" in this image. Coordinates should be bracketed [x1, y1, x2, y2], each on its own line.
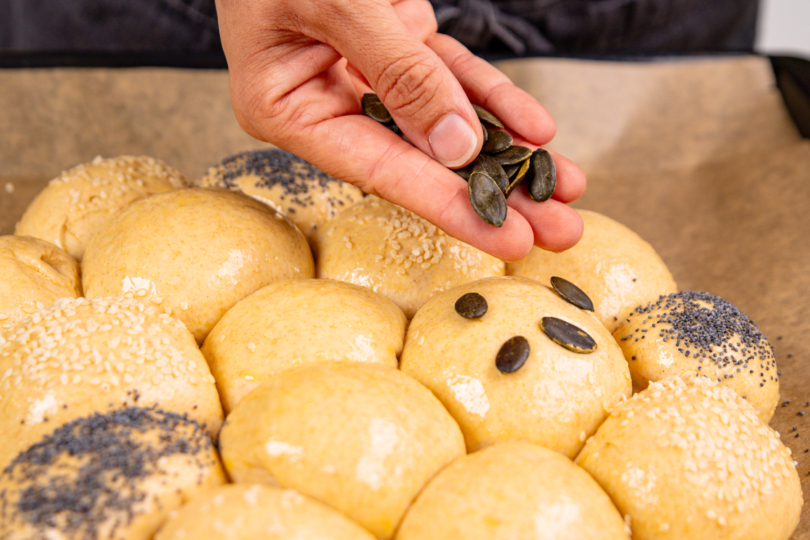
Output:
[429, 114, 478, 168]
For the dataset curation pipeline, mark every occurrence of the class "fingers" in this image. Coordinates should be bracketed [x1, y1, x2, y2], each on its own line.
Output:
[391, 0, 437, 42]
[427, 32, 556, 146]
[299, 0, 482, 168]
[507, 188, 584, 252]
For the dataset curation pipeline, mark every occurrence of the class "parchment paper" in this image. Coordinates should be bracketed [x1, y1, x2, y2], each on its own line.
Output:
[1, 56, 809, 537]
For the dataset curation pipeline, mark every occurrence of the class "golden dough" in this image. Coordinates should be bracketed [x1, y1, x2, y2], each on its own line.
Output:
[219, 363, 465, 540]
[400, 276, 631, 457]
[0, 296, 223, 471]
[0, 406, 225, 540]
[576, 375, 802, 540]
[202, 278, 406, 412]
[196, 149, 363, 247]
[315, 196, 504, 318]
[0, 235, 81, 331]
[613, 291, 779, 422]
[15, 155, 187, 261]
[507, 209, 677, 332]
[82, 188, 314, 343]
[155, 484, 377, 540]
[396, 441, 629, 540]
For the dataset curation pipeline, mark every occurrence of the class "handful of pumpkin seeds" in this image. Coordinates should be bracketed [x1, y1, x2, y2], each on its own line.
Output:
[362, 94, 556, 227]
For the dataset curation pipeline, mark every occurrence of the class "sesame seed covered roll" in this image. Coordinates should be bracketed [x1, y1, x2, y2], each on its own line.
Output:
[0, 296, 223, 471]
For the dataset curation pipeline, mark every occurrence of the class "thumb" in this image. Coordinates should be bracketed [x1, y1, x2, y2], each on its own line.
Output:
[305, 0, 482, 168]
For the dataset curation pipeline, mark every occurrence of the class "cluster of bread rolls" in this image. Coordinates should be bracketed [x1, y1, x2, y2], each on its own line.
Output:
[0, 150, 801, 540]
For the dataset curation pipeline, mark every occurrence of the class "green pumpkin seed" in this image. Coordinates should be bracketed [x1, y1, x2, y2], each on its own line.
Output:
[492, 145, 532, 167]
[468, 171, 507, 227]
[362, 93, 392, 123]
[525, 148, 556, 202]
[482, 122, 489, 144]
[455, 292, 488, 319]
[550, 277, 594, 311]
[540, 317, 597, 353]
[472, 154, 509, 191]
[383, 121, 401, 135]
[481, 130, 513, 154]
[503, 159, 530, 198]
[453, 164, 474, 181]
[496, 336, 530, 373]
[473, 104, 504, 129]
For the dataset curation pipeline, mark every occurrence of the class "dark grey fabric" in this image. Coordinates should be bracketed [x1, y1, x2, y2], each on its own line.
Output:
[0, 0, 220, 51]
[0, 0, 757, 55]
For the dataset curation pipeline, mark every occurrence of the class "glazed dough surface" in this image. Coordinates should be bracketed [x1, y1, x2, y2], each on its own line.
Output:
[82, 188, 314, 343]
[0, 235, 82, 331]
[202, 278, 406, 412]
[0, 296, 223, 471]
[613, 291, 779, 422]
[576, 375, 802, 540]
[219, 363, 465, 540]
[507, 209, 677, 332]
[316, 196, 504, 318]
[155, 484, 377, 540]
[197, 148, 363, 247]
[15, 155, 187, 261]
[397, 441, 629, 540]
[400, 276, 631, 457]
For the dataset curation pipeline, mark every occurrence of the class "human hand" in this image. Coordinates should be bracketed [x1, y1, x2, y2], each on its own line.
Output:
[215, 0, 585, 261]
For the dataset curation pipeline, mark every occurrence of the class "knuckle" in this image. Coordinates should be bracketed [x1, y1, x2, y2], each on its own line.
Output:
[375, 51, 441, 116]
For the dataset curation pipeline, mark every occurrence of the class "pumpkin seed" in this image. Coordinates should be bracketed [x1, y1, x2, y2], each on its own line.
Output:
[472, 154, 509, 191]
[482, 122, 489, 144]
[503, 159, 530, 198]
[540, 317, 597, 353]
[550, 277, 594, 311]
[481, 129, 513, 154]
[455, 292, 488, 319]
[525, 148, 556, 202]
[453, 164, 473, 181]
[468, 171, 507, 227]
[492, 145, 532, 167]
[383, 121, 401, 135]
[362, 93, 392, 124]
[473, 104, 504, 128]
[496, 336, 530, 373]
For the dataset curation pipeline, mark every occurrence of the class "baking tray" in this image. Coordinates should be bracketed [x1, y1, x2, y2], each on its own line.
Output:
[1, 53, 809, 538]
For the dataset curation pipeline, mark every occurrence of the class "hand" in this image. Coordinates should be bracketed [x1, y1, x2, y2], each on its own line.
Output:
[215, 0, 585, 261]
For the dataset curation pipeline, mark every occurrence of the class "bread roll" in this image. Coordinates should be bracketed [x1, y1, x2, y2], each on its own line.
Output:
[0, 235, 81, 331]
[397, 441, 629, 540]
[155, 484, 376, 540]
[82, 188, 314, 343]
[401, 276, 631, 457]
[196, 149, 363, 247]
[576, 375, 802, 540]
[316, 197, 504, 318]
[0, 406, 225, 540]
[0, 296, 223, 470]
[202, 279, 405, 412]
[219, 363, 465, 540]
[613, 291, 779, 422]
[507, 209, 677, 332]
[15, 155, 187, 261]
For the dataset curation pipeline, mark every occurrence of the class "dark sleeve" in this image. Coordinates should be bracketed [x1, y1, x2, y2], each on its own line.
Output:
[0, 0, 220, 52]
[430, 0, 759, 56]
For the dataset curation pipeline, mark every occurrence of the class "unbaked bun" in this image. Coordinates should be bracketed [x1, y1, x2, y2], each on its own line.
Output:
[219, 363, 465, 540]
[82, 188, 314, 343]
[155, 484, 377, 540]
[400, 276, 631, 457]
[507, 209, 677, 332]
[614, 291, 779, 422]
[576, 375, 802, 540]
[0, 296, 223, 470]
[0, 236, 81, 331]
[397, 441, 629, 540]
[316, 196, 504, 318]
[196, 149, 363, 247]
[0, 407, 225, 540]
[202, 279, 406, 412]
[15, 155, 187, 261]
